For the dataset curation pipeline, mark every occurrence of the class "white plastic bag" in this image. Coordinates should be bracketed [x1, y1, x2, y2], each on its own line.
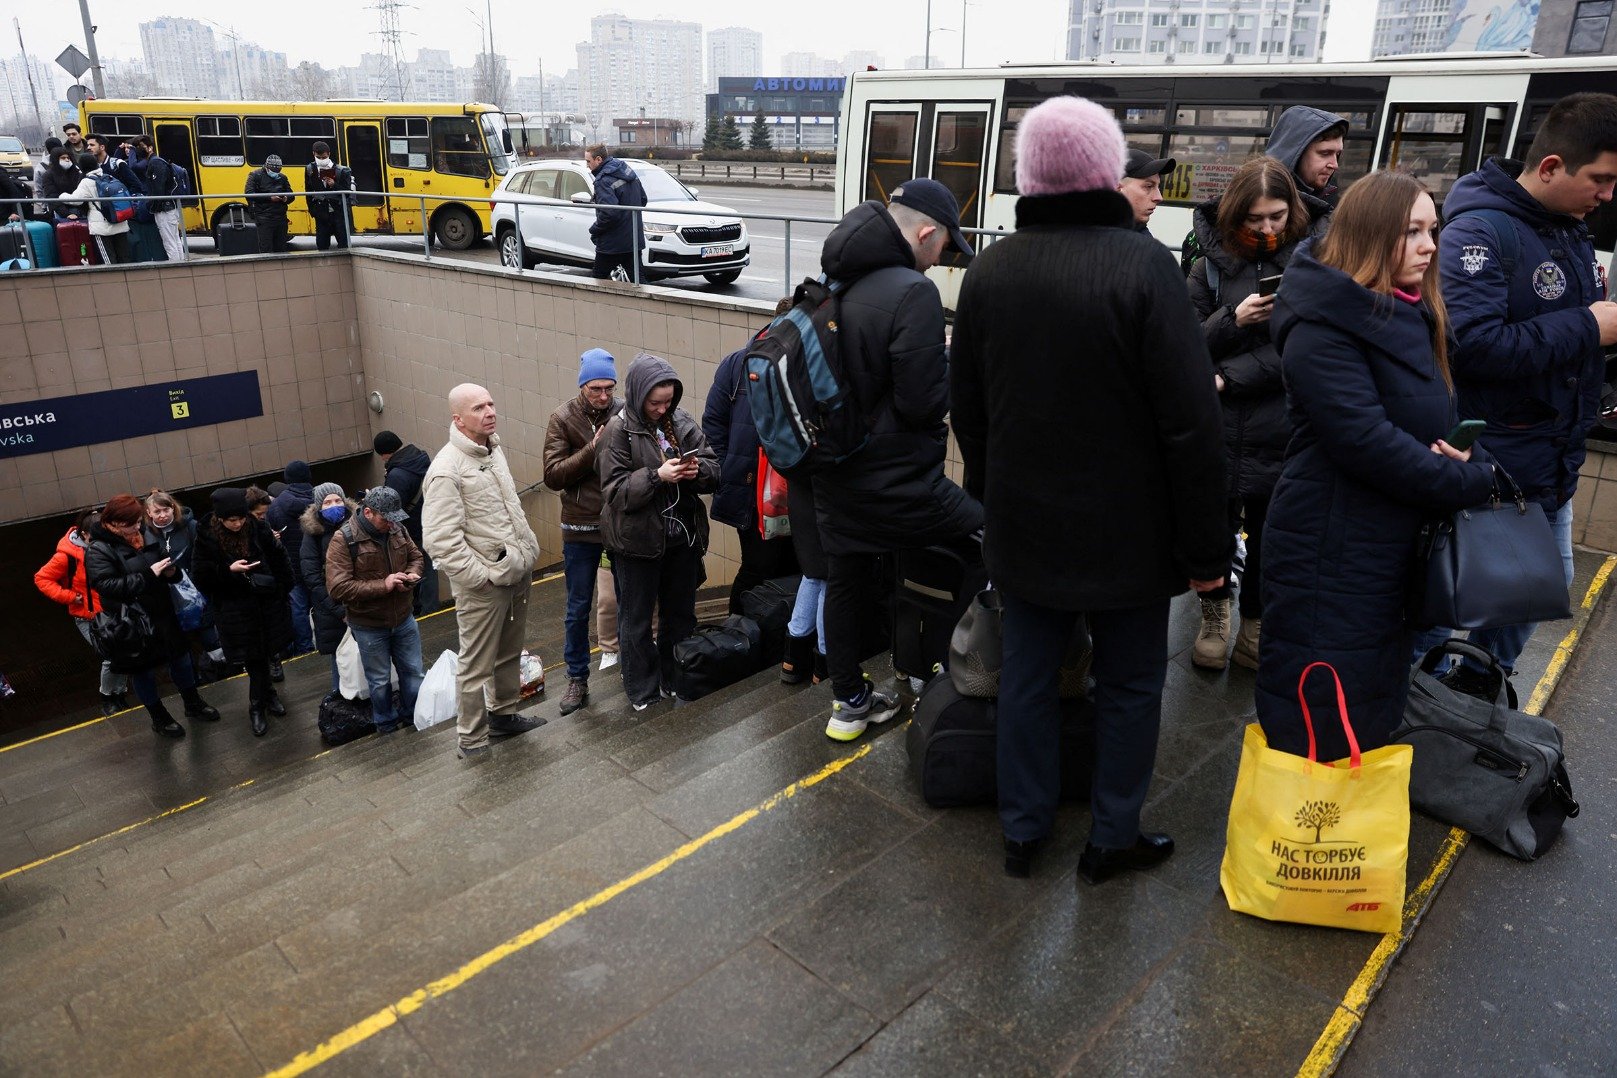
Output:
[336, 629, 368, 701]
[520, 650, 545, 698]
[414, 649, 459, 730]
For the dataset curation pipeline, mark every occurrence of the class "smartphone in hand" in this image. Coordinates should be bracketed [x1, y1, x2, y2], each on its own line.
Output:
[1445, 419, 1487, 451]
[1257, 274, 1284, 298]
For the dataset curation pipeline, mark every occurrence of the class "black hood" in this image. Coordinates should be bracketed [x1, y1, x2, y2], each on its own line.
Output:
[821, 200, 916, 282]
[387, 443, 431, 481]
[624, 354, 682, 432]
[1265, 105, 1347, 197]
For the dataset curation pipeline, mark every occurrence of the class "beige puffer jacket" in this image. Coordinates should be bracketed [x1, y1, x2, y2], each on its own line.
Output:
[421, 424, 540, 592]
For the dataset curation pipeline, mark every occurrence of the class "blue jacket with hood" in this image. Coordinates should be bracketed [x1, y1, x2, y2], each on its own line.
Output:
[1264, 105, 1346, 224]
[589, 156, 648, 256]
[1440, 158, 1606, 512]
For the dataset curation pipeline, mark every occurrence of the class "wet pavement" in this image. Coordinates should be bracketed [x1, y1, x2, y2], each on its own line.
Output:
[0, 552, 1612, 1076]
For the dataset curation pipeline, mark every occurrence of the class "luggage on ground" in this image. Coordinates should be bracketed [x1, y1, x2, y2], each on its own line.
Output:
[24, 220, 56, 268]
[1220, 661, 1411, 935]
[1393, 641, 1579, 861]
[1, 221, 32, 270]
[672, 615, 764, 701]
[893, 542, 987, 681]
[55, 219, 98, 266]
[217, 205, 258, 257]
[948, 588, 1092, 699]
[905, 674, 1095, 808]
[414, 649, 459, 729]
[317, 691, 375, 746]
[738, 576, 799, 666]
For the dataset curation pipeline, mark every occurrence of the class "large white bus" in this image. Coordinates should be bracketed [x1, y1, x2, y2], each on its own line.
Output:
[835, 55, 1617, 303]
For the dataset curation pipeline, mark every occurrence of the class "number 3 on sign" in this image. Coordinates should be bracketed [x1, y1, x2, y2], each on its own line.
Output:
[171, 402, 190, 419]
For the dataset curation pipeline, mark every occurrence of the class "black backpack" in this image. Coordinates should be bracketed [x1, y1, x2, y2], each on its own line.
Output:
[744, 277, 867, 478]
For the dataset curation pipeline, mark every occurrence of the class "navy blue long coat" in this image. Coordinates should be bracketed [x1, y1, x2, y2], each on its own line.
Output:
[1257, 242, 1496, 761]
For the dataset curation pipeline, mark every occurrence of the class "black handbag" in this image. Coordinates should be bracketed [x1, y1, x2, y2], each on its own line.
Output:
[317, 691, 375, 746]
[1410, 465, 1571, 631]
[88, 601, 158, 669]
[247, 570, 281, 596]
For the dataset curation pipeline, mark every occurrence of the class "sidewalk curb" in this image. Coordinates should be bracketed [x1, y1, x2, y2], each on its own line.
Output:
[1295, 553, 1617, 1077]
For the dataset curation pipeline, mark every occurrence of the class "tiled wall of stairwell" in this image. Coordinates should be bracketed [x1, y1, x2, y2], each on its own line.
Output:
[349, 254, 779, 586]
[0, 254, 369, 522]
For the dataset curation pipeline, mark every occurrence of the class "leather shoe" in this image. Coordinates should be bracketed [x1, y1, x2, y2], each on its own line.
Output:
[269, 658, 285, 683]
[100, 693, 122, 718]
[1077, 832, 1175, 885]
[265, 691, 287, 717]
[249, 704, 268, 737]
[487, 711, 545, 738]
[1003, 837, 1042, 879]
[182, 691, 220, 721]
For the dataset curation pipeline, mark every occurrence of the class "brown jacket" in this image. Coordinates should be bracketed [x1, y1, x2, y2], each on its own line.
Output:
[543, 392, 624, 530]
[325, 516, 425, 629]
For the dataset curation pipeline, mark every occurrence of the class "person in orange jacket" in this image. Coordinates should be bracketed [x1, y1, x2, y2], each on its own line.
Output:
[35, 509, 131, 717]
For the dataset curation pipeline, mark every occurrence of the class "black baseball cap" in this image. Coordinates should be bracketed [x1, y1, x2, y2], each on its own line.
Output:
[1125, 149, 1176, 180]
[889, 178, 974, 258]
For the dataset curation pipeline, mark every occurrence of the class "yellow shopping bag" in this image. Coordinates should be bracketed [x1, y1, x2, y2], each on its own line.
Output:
[1221, 662, 1412, 935]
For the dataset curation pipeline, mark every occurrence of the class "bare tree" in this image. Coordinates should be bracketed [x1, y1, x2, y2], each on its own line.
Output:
[287, 62, 336, 101]
[472, 52, 510, 108]
[106, 69, 163, 98]
[1294, 800, 1342, 844]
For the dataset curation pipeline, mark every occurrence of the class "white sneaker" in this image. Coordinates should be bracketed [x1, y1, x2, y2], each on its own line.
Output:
[825, 678, 902, 742]
[600, 652, 620, 671]
[631, 700, 650, 712]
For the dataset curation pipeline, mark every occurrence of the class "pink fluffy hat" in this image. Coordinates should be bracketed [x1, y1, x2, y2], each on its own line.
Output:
[1014, 97, 1127, 197]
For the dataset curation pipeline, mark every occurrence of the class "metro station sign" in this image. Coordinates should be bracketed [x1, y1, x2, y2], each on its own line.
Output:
[0, 371, 264, 459]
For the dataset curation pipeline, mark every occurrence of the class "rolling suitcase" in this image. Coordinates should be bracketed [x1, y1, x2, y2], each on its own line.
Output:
[217, 206, 258, 256]
[0, 221, 30, 270]
[892, 542, 987, 682]
[55, 219, 98, 266]
[24, 219, 57, 268]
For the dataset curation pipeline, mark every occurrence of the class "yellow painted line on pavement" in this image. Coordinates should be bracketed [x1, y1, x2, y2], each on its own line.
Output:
[264, 741, 876, 1077]
[0, 569, 567, 755]
[1297, 552, 1617, 1078]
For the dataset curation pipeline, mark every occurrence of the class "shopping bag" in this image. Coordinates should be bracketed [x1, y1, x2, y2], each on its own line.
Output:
[1220, 662, 1412, 935]
[336, 629, 369, 700]
[168, 570, 209, 633]
[756, 448, 792, 540]
[414, 649, 459, 730]
[519, 649, 545, 698]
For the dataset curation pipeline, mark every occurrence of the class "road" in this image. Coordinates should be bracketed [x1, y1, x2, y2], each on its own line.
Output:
[229, 186, 838, 307]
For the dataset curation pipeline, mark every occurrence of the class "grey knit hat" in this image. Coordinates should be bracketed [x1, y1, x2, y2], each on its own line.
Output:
[265, 154, 283, 168]
[311, 482, 344, 505]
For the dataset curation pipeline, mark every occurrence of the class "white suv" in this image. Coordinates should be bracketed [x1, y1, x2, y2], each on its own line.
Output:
[492, 158, 750, 285]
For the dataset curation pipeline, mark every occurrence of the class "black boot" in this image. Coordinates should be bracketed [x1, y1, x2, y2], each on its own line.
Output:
[269, 657, 285, 683]
[1004, 837, 1042, 879]
[100, 693, 122, 718]
[1077, 833, 1175, 885]
[781, 631, 817, 685]
[149, 701, 185, 739]
[249, 702, 268, 737]
[813, 650, 829, 685]
[265, 690, 287, 717]
[182, 689, 220, 722]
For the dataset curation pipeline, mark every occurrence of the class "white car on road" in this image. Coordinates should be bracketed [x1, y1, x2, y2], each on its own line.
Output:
[492, 158, 751, 285]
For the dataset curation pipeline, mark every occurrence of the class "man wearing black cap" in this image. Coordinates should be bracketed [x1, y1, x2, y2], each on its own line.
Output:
[814, 176, 984, 743]
[375, 430, 438, 614]
[244, 153, 293, 253]
[1119, 148, 1176, 233]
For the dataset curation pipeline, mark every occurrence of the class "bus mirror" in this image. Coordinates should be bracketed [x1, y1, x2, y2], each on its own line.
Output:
[502, 131, 513, 154]
[569, 191, 593, 205]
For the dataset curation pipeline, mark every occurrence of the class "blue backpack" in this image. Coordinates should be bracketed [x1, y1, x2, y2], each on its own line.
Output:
[743, 277, 868, 478]
[167, 161, 193, 199]
[92, 172, 136, 223]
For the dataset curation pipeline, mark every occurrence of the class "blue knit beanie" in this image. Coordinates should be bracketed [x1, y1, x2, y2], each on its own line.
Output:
[578, 348, 617, 387]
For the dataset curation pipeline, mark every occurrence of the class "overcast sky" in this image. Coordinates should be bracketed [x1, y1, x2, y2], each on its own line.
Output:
[32, 0, 1378, 81]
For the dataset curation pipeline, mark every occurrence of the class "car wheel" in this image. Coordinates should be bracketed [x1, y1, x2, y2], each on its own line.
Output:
[498, 227, 534, 269]
[433, 206, 478, 251]
[704, 269, 742, 285]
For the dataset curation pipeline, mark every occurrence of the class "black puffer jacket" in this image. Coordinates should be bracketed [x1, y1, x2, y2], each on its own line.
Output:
[812, 200, 983, 556]
[85, 524, 190, 674]
[383, 443, 433, 544]
[244, 166, 293, 222]
[191, 515, 296, 664]
[298, 500, 356, 654]
[950, 189, 1231, 612]
[598, 355, 719, 560]
[1186, 200, 1304, 502]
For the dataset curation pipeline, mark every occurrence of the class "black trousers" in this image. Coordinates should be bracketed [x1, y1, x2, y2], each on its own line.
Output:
[591, 250, 639, 281]
[615, 542, 705, 706]
[1206, 496, 1269, 619]
[255, 218, 289, 253]
[823, 551, 884, 700]
[728, 526, 800, 614]
[314, 213, 349, 250]
[245, 657, 273, 704]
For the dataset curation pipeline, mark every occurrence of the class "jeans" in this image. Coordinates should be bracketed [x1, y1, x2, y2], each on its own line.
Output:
[129, 653, 198, 711]
[563, 539, 604, 680]
[350, 617, 425, 731]
[75, 618, 129, 696]
[1416, 502, 1576, 675]
[997, 593, 1169, 849]
[616, 542, 705, 706]
[787, 577, 826, 653]
[328, 654, 342, 695]
[729, 526, 800, 614]
[288, 582, 315, 653]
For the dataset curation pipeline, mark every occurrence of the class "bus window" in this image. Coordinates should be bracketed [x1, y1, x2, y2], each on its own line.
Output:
[88, 113, 144, 141]
[243, 115, 336, 169]
[387, 117, 430, 170]
[1382, 108, 1470, 203]
[433, 116, 489, 179]
[865, 110, 919, 203]
[993, 105, 1027, 194]
[196, 116, 244, 167]
[931, 109, 988, 268]
[1173, 106, 1271, 129]
[479, 112, 513, 176]
[1165, 132, 1266, 202]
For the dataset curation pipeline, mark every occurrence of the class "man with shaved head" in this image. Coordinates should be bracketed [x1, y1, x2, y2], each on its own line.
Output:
[422, 383, 544, 757]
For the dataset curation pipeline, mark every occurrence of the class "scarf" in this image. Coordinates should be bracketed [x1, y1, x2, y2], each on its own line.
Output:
[1230, 228, 1281, 260]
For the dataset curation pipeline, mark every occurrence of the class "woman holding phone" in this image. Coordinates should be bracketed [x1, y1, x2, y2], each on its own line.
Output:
[86, 494, 221, 738]
[1257, 170, 1495, 760]
[599, 353, 719, 710]
[1186, 156, 1316, 672]
[192, 487, 297, 735]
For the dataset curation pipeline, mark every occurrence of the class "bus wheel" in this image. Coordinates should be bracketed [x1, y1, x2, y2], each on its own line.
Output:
[433, 207, 478, 251]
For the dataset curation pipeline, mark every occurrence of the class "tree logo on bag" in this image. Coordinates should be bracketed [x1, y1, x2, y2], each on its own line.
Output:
[1294, 799, 1342, 843]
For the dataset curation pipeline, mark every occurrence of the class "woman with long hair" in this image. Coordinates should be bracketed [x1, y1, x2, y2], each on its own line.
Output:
[191, 487, 296, 736]
[1257, 170, 1496, 760]
[144, 489, 227, 673]
[1186, 156, 1314, 672]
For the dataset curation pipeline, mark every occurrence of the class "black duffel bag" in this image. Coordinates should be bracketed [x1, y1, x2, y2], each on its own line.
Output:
[672, 615, 765, 701]
[738, 576, 799, 666]
[318, 691, 375, 746]
[905, 675, 1095, 808]
[1392, 641, 1579, 860]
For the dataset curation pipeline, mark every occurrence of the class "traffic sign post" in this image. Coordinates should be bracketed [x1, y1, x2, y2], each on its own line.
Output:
[55, 45, 90, 79]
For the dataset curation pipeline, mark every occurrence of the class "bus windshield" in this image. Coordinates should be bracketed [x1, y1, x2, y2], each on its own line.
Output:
[480, 112, 512, 176]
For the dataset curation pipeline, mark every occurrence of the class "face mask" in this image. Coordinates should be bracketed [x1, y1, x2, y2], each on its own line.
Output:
[321, 505, 347, 524]
[57, 160, 73, 171]
[316, 157, 334, 170]
[135, 147, 149, 160]
[268, 167, 282, 175]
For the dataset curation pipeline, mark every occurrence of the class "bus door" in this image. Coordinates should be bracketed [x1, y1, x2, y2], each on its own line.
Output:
[342, 121, 389, 235]
[863, 105, 923, 205]
[926, 103, 992, 268]
[152, 121, 198, 221]
[1378, 100, 1518, 212]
